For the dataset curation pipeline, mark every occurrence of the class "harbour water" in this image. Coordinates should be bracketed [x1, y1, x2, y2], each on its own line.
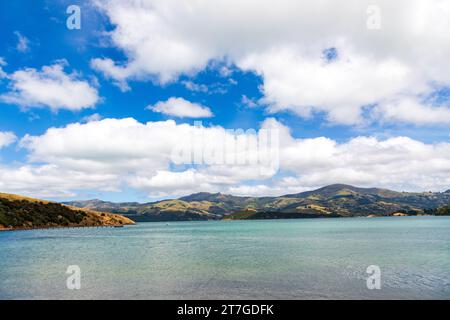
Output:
[1, 216, 449, 299]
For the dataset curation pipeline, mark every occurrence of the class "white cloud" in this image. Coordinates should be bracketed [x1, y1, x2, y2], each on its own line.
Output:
[128, 169, 215, 197]
[0, 117, 443, 199]
[20, 118, 179, 174]
[91, 0, 450, 125]
[14, 31, 30, 53]
[181, 80, 230, 95]
[0, 131, 17, 149]
[82, 113, 103, 123]
[1, 61, 99, 111]
[238, 46, 422, 124]
[90, 58, 131, 91]
[241, 95, 258, 108]
[181, 80, 208, 93]
[147, 97, 213, 118]
[0, 57, 7, 78]
[219, 66, 233, 78]
[373, 97, 450, 125]
[0, 164, 119, 198]
[286, 134, 450, 192]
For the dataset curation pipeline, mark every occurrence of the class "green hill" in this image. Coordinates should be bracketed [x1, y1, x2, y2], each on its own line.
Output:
[424, 204, 450, 216]
[64, 184, 450, 222]
[0, 193, 134, 231]
[436, 205, 450, 215]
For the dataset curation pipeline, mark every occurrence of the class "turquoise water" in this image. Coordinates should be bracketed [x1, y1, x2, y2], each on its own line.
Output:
[1, 216, 449, 299]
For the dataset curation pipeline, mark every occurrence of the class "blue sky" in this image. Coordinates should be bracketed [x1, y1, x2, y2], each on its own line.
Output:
[0, 0, 449, 202]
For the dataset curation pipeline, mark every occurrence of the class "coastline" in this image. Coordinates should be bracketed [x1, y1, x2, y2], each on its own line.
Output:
[0, 223, 133, 232]
[2, 214, 446, 232]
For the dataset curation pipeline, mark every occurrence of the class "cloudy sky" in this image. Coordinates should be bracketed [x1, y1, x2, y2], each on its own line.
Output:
[0, 0, 449, 201]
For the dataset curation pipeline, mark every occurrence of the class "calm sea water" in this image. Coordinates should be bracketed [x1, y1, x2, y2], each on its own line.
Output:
[0, 216, 449, 299]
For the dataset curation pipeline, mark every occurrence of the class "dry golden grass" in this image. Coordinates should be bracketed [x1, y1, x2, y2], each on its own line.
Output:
[0, 192, 134, 230]
[0, 192, 52, 204]
[152, 199, 214, 212]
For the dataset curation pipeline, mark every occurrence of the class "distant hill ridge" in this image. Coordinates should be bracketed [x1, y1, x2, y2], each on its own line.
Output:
[64, 184, 450, 222]
[284, 184, 401, 198]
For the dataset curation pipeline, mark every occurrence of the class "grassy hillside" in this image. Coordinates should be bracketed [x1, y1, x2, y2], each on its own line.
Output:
[436, 205, 450, 215]
[224, 208, 340, 220]
[0, 193, 134, 231]
[424, 204, 450, 216]
[65, 184, 450, 222]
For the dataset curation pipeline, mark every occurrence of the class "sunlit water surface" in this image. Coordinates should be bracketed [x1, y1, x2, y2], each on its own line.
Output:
[1, 216, 449, 299]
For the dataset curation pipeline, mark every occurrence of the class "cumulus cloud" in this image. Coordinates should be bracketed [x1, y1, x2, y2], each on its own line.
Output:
[0, 164, 119, 198]
[1, 61, 99, 111]
[127, 169, 215, 197]
[0, 117, 443, 198]
[0, 131, 17, 149]
[90, 58, 131, 91]
[91, 0, 450, 125]
[239, 46, 420, 124]
[373, 97, 450, 125]
[147, 97, 213, 118]
[277, 135, 450, 192]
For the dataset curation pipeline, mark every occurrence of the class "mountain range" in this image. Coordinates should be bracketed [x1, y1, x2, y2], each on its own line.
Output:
[64, 184, 450, 222]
